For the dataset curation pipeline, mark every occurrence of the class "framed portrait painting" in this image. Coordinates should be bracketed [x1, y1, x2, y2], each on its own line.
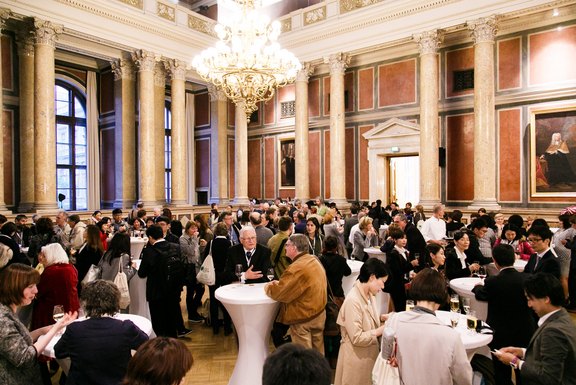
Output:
[530, 104, 576, 198]
[279, 138, 295, 187]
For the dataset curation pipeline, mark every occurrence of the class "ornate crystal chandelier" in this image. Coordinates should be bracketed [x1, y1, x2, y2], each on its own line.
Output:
[192, 0, 301, 118]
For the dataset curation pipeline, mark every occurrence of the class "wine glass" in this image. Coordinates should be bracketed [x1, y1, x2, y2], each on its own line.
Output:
[235, 264, 243, 281]
[350, 253, 356, 261]
[53, 305, 65, 323]
[450, 311, 460, 328]
[450, 294, 460, 313]
[478, 265, 486, 280]
[462, 297, 471, 315]
[266, 268, 275, 281]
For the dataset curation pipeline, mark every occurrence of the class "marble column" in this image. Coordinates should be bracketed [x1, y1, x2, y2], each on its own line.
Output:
[165, 59, 187, 206]
[294, 63, 314, 202]
[208, 84, 229, 205]
[414, 30, 442, 209]
[33, 19, 62, 211]
[154, 63, 166, 205]
[111, 58, 137, 209]
[324, 53, 350, 207]
[132, 49, 157, 206]
[0, 10, 9, 212]
[233, 102, 250, 205]
[467, 16, 501, 210]
[16, 31, 35, 212]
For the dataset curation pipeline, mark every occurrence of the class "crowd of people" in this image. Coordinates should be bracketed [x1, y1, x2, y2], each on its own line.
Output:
[1, 199, 575, 385]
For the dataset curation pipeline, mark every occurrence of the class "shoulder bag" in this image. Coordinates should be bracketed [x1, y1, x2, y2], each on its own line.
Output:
[196, 240, 215, 286]
[81, 263, 102, 286]
[323, 277, 343, 336]
[372, 313, 401, 385]
[114, 256, 131, 309]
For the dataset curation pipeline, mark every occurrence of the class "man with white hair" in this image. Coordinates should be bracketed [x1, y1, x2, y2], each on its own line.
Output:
[420, 203, 447, 245]
[224, 227, 272, 284]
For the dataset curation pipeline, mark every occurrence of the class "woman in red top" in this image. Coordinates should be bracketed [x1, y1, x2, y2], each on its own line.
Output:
[493, 224, 534, 261]
[96, 217, 112, 251]
[31, 243, 80, 330]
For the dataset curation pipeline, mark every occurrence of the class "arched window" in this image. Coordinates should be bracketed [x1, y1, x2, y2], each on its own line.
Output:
[55, 81, 87, 210]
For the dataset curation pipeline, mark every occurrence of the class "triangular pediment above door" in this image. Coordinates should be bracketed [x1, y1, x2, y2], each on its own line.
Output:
[362, 118, 420, 140]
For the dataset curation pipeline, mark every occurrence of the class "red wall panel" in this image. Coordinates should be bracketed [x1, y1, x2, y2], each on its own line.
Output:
[498, 37, 521, 90]
[324, 130, 330, 198]
[194, 92, 210, 127]
[195, 138, 210, 188]
[264, 137, 275, 199]
[308, 79, 320, 118]
[309, 131, 321, 198]
[247, 138, 262, 199]
[358, 68, 374, 110]
[378, 59, 416, 107]
[498, 109, 521, 201]
[100, 71, 115, 114]
[445, 47, 474, 98]
[446, 114, 474, 201]
[529, 25, 576, 86]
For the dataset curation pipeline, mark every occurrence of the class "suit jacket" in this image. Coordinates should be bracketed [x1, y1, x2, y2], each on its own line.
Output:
[445, 248, 473, 281]
[404, 223, 427, 263]
[524, 249, 561, 279]
[138, 240, 181, 301]
[343, 215, 359, 251]
[224, 243, 272, 284]
[54, 317, 148, 385]
[472, 267, 536, 348]
[520, 309, 576, 385]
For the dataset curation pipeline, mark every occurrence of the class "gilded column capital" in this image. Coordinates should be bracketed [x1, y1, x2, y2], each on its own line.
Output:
[164, 59, 187, 81]
[295, 63, 315, 82]
[0, 8, 12, 28]
[324, 53, 351, 75]
[111, 59, 135, 81]
[32, 18, 63, 47]
[207, 84, 227, 102]
[467, 15, 499, 44]
[16, 32, 34, 57]
[131, 49, 158, 72]
[414, 30, 443, 55]
[154, 62, 166, 87]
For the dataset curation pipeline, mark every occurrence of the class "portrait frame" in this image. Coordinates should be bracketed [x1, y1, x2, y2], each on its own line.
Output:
[278, 137, 296, 188]
[530, 103, 576, 198]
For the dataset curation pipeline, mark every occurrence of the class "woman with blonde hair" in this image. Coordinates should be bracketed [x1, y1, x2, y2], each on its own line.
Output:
[323, 212, 347, 257]
[122, 337, 193, 385]
[350, 216, 378, 262]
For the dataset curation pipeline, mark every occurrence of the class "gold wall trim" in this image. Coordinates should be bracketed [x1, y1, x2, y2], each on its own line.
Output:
[157, 2, 176, 22]
[304, 6, 326, 26]
[116, 0, 143, 10]
[340, 0, 384, 14]
[187, 15, 216, 37]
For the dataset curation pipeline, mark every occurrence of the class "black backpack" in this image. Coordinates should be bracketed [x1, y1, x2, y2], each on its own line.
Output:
[163, 243, 187, 292]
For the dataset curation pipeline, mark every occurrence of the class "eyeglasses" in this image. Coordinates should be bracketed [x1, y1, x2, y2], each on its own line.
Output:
[241, 237, 257, 241]
[527, 237, 543, 243]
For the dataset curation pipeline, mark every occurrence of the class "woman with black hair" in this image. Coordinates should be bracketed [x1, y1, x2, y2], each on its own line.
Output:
[100, 233, 136, 283]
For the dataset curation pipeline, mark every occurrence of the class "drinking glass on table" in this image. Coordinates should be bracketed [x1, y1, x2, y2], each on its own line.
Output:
[466, 310, 478, 332]
[462, 297, 471, 315]
[450, 311, 460, 328]
[450, 294, 460, 313]
[266, 268, 275, 282]
[406, 299, 414, 312]
[477, 265, 487, 280]
[235, 264, 243, 281]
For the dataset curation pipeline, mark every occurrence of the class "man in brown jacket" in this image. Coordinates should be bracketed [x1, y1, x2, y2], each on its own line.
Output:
[265, 233, 327, 353]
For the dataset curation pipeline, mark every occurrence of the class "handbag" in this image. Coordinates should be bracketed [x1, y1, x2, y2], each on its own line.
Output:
[372, 314, 401, 385]
[114, 256, 131, 309]
[196, 241, 215, 286]
[323, 279, 343, 336]
[81, 264, 102, 286]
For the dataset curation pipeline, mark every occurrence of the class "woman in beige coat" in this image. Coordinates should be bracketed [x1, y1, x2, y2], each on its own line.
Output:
[334, 259, 389, 385]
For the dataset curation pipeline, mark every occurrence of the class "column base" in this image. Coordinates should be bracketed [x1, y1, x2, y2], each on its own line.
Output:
[113, 199, 137, 210]
[209, 197, 229, 205]
[329, 198, 350, 211]
[18, 202, 34, 213]
[168, 199, 188, 207]
[32, 202, 59, 211]
[416, 199, 442, 211]
[467, 199, 501, 211]
[232, 196, 251, 206]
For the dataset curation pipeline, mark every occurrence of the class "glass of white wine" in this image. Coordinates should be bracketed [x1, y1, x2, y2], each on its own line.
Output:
[53, 305, 65, 323]
[450, 294, 460, 313]
[450, 311, 460, 328]
[462, 297, 471, 315]
[467, 310, 478, 332]
[266, 268, 275, 282]
[405, 299, 414, 312]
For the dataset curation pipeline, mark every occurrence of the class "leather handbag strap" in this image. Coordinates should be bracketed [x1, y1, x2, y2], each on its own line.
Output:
[273, 238, 288, 267]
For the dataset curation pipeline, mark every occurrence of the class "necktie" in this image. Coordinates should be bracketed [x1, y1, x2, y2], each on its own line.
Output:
[246, 251, 252, 264]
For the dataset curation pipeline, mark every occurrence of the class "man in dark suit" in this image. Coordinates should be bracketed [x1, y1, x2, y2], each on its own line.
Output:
[495, 273, 576, 385]
[524, 226, 561, 279]
[393, 213, 427, 266]
[224, 227, 272, 284]
[473, 244, 537, 385]
[138, 225, 189, 338]
[343, 203, 360, 257]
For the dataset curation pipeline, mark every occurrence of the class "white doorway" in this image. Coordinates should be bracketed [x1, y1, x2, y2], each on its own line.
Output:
[389, 156, 420, 207]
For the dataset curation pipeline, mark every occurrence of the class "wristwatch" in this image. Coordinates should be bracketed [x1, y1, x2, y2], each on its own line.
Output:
[510, 356, 519, 369]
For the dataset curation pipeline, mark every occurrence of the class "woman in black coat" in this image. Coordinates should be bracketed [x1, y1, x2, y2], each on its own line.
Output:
[206, 222, 232, 335]
[445, 230, 480, 280]
[384, 227, 418, 312]
[74, 225, 104, 293]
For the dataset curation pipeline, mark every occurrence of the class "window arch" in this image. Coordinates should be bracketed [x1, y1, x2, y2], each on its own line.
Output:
[55, 80, 87, 210]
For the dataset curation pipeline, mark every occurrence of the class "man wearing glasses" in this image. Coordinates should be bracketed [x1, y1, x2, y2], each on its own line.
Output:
[265, 234, 327, 353]
[224, 227, 272, 284]
[524, 226, 561, 279]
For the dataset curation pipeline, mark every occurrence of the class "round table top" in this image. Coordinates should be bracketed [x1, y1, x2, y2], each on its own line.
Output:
[130, 237, 148, 244]
[217, 283, 278, 305]
[514, 259, 527, 272]
[436, 310, 493, 350]
[347, 259, 363, 273]
[364, 247, 384, 255]
[450, 277, 483, 295]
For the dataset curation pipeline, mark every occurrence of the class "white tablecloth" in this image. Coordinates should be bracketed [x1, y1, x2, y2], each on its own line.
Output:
[342, 260, 363, 295]
[364, 247, 386, 262]
[449, 277, 488, 321]
[514, 259, 527, 272]
[216, 283, 279, 385]
[436, 310, 492, 359]
[130, 237, 147, 260]
[40, 313, 154, 359]
[129, 259, 151, 320]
